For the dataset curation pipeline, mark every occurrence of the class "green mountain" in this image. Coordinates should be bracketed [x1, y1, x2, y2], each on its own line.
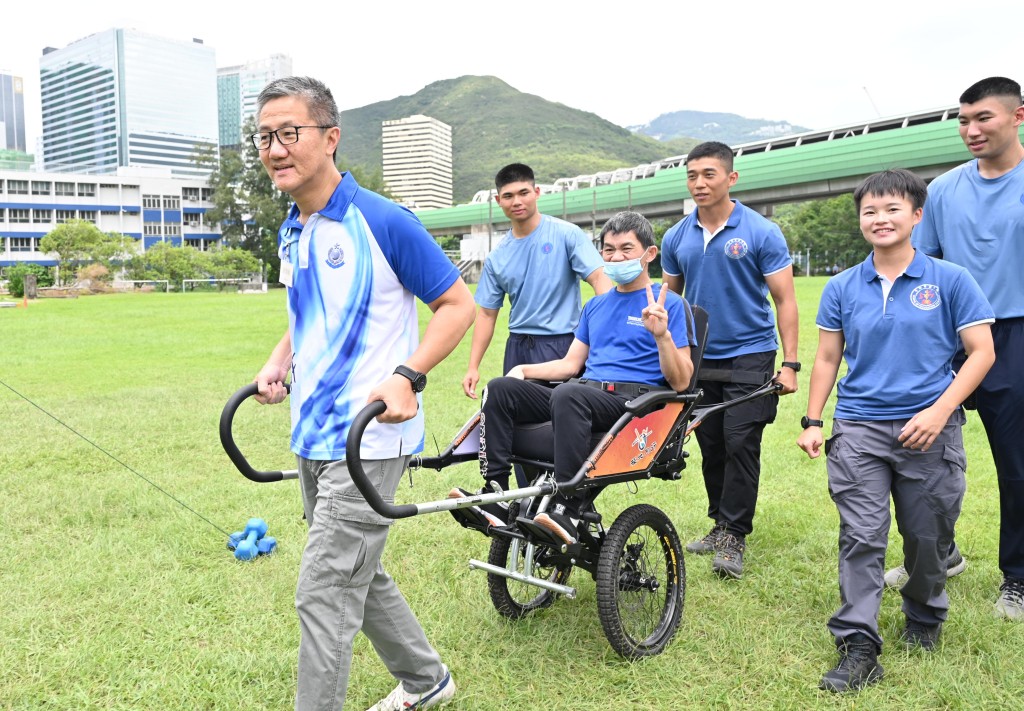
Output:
[629, 110, 811, 147]
[336, 75, 699, 205]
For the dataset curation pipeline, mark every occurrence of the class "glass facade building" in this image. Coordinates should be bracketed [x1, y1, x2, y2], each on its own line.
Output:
[0, 72, 27, 153]
[39, 29, 218, 178]
[217, 55, 292, 149]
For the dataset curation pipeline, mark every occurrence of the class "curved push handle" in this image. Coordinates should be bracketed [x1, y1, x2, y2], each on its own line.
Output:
[219, 382, 295, 483]
[345, 401, 419, 519]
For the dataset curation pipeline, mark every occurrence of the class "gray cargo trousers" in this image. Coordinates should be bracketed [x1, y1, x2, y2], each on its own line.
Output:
[294, 455, 445, 710]
[825, 412, 967, 648]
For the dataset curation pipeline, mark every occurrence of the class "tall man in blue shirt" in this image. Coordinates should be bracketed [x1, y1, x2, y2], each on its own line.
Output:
[909, 76, 1024, 620]
[662, 141, 799, 580]
[461, 164, 611, 399]
[252, 76, 474, 711]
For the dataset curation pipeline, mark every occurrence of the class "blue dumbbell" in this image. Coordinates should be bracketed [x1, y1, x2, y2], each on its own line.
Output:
[234, 518, 268, 561]
[257, 536, 278, 555]
[227, 531, 245, 550]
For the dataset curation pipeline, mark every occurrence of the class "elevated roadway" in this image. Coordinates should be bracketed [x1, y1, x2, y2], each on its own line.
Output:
[416, 107, 1019, 237]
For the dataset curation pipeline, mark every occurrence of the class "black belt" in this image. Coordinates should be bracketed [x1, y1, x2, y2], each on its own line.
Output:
[698, 368, 772, 385]
[569, 378, 670, 398]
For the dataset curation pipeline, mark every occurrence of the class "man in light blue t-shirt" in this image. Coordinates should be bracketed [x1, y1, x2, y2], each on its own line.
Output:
[906, 76, 1024, 621]
[461, 164, 612, 410]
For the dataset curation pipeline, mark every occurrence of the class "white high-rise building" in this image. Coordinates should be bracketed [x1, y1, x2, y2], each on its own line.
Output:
[217, 55, 292, 148]
[382, 115, 452, 210]
[39, 29, 218, 177]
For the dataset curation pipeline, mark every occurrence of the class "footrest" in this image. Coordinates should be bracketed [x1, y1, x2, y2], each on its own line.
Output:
[516, 516, 570, 547]
[449, 507, 495, 535]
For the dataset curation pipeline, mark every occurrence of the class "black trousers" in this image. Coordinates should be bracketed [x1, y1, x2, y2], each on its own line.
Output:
[694, 350, 778, 537]
[480, 378, 630, 512]
[974, 318, 1024, 580]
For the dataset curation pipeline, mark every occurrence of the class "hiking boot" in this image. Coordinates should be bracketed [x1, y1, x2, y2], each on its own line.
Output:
[712, 533, 745, 579]
[686, 523, 726, 555]
[366, 665, 455, 710]
[533, 503, 580, 546]
[900, 619, 942, 651]
[819, 633, 884, 693]
[447, 487, 508, 528]
[884, 543, 967, 588]
[994, 577, 1024, 620]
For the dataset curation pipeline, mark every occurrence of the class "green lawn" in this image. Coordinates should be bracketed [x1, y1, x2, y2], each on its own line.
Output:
[1, 282, 1020, 710]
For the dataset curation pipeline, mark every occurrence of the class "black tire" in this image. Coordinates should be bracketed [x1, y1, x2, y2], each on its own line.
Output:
[596, 504, 685, 659]
[487, 536, 573, 620]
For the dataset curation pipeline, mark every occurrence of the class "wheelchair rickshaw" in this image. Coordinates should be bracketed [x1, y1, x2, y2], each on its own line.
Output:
[220, 307, 781, 659]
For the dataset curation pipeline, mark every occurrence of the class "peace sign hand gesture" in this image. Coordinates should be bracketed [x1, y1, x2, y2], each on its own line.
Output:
[642, 283, 670, 338]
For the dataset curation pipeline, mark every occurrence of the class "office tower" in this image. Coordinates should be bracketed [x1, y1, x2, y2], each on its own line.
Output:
[382, 115, 453, 210]
[39, 28, 218, 177]
[217, 54, 292, 148]
[0, 72, 27, 152]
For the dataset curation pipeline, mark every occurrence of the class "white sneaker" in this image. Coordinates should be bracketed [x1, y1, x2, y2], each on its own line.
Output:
[994, 578, 1024, 620]
[366, 666, 455, 710]
[884, 545, 967, 588]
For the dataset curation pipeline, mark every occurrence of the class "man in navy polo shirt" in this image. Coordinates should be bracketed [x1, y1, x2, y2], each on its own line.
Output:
[798, 169, 994, 692]
[461, 211, 695, 545]
[662, 141, 799, 579]
[902, 76, 1024, 620]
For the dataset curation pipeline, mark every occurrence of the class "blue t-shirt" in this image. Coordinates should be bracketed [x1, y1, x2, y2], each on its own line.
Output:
[475, 214, 604, 335]
[661, 200, 792, 358]
[278, 172, 460, 460]
[817, 250, 994, 420]
[576, 284, 696, 387]
[911, 158, 1024, 319]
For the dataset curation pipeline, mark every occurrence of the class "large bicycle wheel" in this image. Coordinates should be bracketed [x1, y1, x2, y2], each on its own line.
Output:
[596, 504, 685, 658]
[487, 536, 573, 620]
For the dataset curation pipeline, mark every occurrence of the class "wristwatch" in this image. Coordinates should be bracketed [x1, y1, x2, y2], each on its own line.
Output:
[781, 361, 802, 372]
[394, 365, 427, 393]
[801, 416, 824, 429]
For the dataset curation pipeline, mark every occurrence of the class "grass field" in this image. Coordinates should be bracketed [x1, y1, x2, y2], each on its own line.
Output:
[1, 281, 1021, 710]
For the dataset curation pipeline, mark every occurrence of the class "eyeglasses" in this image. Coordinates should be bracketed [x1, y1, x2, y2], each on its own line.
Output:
[250, 125, 333, 151]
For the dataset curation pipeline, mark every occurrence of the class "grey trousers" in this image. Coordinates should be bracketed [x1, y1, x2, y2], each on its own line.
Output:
[825, 413, 966, 648]
[294, 455, 445, 710]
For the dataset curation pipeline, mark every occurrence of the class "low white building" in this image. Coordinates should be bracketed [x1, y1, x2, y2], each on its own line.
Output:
[0, 166, 221, 268]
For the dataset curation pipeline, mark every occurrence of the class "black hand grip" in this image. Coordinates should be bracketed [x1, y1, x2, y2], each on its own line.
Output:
[220, 382, 294, 483]
[345, 401, 419, 519]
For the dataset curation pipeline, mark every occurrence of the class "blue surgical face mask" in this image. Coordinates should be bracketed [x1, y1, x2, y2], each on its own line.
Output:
[604, 257, 644, 285]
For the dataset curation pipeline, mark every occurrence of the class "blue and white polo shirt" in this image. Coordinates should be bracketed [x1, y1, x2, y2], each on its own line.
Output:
[278, 172, 459, 460]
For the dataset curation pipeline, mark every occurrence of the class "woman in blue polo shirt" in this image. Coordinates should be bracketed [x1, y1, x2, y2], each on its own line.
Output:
[797, 169, 995, 694]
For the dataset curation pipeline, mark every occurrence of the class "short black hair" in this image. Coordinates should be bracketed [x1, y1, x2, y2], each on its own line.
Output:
[685, 141, 735, 172]
[599, 211, 655, 248]
[495, 163, 535, 191]
[959, 76, 1022, 107]
[853, 169, 928, 211]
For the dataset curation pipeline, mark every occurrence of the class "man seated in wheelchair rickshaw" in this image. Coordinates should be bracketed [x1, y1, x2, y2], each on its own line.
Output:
[449, 210, 697, 545]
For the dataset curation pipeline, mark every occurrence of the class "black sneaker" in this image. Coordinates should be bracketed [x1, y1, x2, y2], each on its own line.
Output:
[448, 487, 508, 528]
[712, 533, 745, 579]
[819, 633, 884, 693]
[533, 504, 580, 546]
[900, 619, 942, 651]
[686, 523, 726, 555]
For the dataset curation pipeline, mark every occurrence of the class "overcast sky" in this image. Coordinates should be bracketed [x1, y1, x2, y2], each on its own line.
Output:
[5, 1, 1022, 152]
